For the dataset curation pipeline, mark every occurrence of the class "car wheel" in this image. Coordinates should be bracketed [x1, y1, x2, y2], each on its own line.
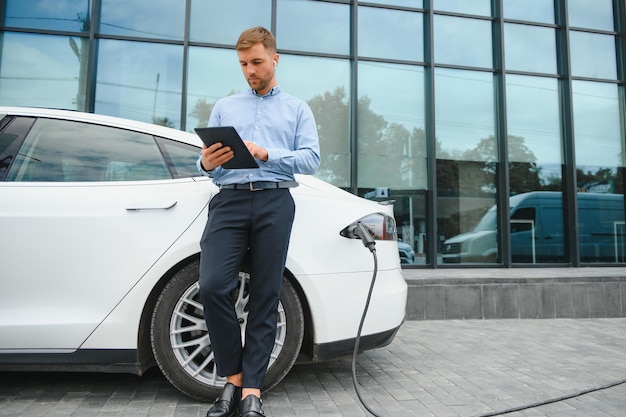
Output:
[150, 259, 304, 401]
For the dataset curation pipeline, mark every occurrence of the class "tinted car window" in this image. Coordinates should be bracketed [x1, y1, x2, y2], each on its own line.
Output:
[6, 118, 172, 182]
[156, 136, 201, 179]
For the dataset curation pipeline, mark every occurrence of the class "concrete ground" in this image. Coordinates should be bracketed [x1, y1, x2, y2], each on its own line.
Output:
[1, 318, 625, 417]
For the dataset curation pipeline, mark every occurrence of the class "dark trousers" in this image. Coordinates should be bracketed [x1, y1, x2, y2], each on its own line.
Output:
[198, 188, 295, 389]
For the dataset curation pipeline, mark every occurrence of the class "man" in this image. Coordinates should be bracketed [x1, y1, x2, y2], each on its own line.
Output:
[196, 27, 320, 417]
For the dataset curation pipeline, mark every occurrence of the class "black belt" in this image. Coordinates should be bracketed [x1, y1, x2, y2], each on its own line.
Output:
[220, 181, 299, 191]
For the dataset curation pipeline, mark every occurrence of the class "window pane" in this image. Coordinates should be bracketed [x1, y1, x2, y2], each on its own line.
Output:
[0, 33, 86, 110]
[277, 0, 349, 55]
[505, 24, 556, 74]
[358, 61, 426, 265]
[568, 0, 615, 31]
[6, 119, 170, 182]
[157, 138, 202, 179]
[572, 80, 624, 263]
[189, 0, 271, 44]
[186, 47, 249, 131]
[100, 0, 185, 40]
[436, 69, 497, 265]
[4, 0, 91, 32]
[434, 15, 492, 68]
[570, 31, 617, 80]
[359, 7, 423, 61]
[358, 62, 426, 189]
[506, 75, 565, 263]
[280, 56, 351, 188]
[95, 39, 183, 128]
[503, 0, 554, 24]
[433, 0, 491, 16]
[573, 80, 622, 171]
[370, 0, 423, 7]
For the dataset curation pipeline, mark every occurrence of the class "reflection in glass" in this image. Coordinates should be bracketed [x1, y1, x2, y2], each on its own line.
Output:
[568, 0, 615, 31]
[505, 24, 556, 74]
[4, 0, 91, 32]
[6, 118, 170, 182]
[277, 0, 349, 55]
[0, 33, 86, 110]
[434, 15, 492, 68]
[506, 75, 562, 191]
[506, 75, 565, 263]
[569, 32, 617, 80]
[435, 68, 497, 264]
[433, 0, 491, 16]
[357, 62, 426, 263]
[186, 47, 249, 131]
[572, 80, 624, 263]
[100, 0, 185, 40]
[358, 62, 426, 189]
[189, 0, 271, 44]
[503, 0, 554, 24]
[370, 0, 422, 7]
[95, 39, 183, 128]
[358, 7, 423, 62]
[280, 56, 351, 188]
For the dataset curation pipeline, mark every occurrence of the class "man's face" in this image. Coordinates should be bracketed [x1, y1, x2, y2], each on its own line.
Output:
[237, 43, 277, 96]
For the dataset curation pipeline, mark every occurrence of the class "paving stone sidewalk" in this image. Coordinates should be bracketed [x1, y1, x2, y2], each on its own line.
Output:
[1, 318, 625, 417]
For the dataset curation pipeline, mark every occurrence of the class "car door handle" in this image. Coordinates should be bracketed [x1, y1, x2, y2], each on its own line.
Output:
[126, 201, 177, 211]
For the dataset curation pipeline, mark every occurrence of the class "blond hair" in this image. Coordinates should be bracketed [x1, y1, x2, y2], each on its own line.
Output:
[236, 26, 276, 53]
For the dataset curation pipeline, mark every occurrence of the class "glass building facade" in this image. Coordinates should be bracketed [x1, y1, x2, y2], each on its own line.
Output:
[1, 0, 625, 268]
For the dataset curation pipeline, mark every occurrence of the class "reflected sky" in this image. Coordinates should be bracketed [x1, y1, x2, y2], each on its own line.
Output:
[570, 32, 617, 80]
[568, 0, 615, 30]
[95, 39, 183, 127]
[433, 0, 491, 15]
[573, 80, 623, 168]
[0, 32, 82, 109]
[100, 0, 185, 40]
[5, 0, 90, 32]
[435, 68, 495, 159]
[506, 75, 562, 181]
[434, 15, 492, 68]
[358, 7, 423, 61]
[359, 62, 424, 130]
[503, 0, 555, 23]
[277, 0, 349, 55]
[189, 0, 271, 44]
[505, 24, 556, 74]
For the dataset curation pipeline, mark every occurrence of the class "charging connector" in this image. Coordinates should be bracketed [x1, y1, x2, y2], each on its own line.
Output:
[353, 221, 376, 252]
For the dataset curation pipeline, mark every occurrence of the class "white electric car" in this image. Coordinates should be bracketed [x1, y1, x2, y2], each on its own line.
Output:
[0, 107, 407, 401]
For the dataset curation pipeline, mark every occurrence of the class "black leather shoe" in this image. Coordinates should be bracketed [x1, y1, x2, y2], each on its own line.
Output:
[239, 394, 265, 417]
[206, 383, 241, 417]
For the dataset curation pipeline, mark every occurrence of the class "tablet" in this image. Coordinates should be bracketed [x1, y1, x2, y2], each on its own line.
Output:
[194, 126, 259, 169]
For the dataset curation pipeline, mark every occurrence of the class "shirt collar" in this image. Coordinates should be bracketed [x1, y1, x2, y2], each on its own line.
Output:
[251, 85, 281, 97]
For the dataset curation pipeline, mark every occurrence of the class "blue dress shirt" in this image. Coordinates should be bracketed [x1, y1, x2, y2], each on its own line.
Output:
[196, 86, 320, 186]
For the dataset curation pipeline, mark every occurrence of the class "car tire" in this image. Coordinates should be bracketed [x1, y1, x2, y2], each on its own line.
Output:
[150, 259, 304, 401]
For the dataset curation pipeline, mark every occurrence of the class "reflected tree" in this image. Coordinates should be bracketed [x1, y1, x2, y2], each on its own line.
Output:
[190, 98, 215, 129]
[307, 87, 351, 185]
[153, 116, 175, 128]
[462, 134, 541, 194]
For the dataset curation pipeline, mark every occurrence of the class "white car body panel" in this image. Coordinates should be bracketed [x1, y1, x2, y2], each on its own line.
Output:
[0, 178, 213, 350]
[0, 106, 407, 374]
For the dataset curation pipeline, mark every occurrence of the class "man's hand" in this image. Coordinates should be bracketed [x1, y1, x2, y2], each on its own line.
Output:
[244, 140, 268, 162]
[200, 142, 234, 171]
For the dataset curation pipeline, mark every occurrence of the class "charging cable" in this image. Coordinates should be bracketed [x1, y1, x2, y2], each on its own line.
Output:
[351, 222, 384, 417]
[350, 221, 626, 417]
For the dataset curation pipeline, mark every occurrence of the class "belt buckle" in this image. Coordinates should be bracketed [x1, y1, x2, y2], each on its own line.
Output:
[249, 182, 263, 191]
